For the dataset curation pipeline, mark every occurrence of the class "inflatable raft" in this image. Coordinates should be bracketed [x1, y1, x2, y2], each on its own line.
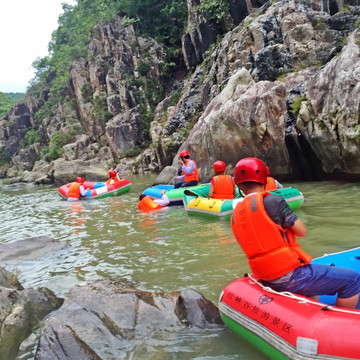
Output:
[142, 183, 210, 205]
[184, 187, 304, 220]
[219, 247, 360, 360]
[58, 179, 132, 200]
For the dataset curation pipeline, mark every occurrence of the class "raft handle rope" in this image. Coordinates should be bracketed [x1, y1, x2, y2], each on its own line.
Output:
[247, 273, 360, 315]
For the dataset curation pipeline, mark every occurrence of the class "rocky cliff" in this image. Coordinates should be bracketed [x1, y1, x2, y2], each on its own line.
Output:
[1, 0, 360, 184]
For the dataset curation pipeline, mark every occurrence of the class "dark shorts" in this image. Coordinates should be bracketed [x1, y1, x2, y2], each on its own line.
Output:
[262, 264, 360, 299]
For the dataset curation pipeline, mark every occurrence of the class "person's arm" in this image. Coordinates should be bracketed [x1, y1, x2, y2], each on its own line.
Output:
[275, 179, 283, 189]
[182, 160, 195, 174]
[277, 198, 306, 237]
[209, 179, 215, 198]
[153, 190, 170, 206]
[79, 185, 87, 197]
[154, 195, 170, 206]
[290, 218, 306, 237]
[265, 195, 302, 233]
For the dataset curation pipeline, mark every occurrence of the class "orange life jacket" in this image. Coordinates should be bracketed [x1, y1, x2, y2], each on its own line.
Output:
[137, 196, 163, 212]
[212, 175, 235, 199]
[183, 160, 199, 182]
[231, 192, 312, 280]
[106, 175, 120, 186]
[265, 176, 277, 191]
[68, 182, 81, 199]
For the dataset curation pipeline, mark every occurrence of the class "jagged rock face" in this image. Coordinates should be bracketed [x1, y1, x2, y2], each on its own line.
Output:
[302, 30, 360, 177]
[70, 18, 166, 158]
[165, 1, 344, 144]
[11, 143, 42, 171]
[163, 1, 360, 181]
[182, 0, 268, 69]
[1, 1, 360, 182]
[105, 107, 144, 154]
[180, 67, 300, 180]
[309, 0, 360, 14]
[0, 102, 31, 156]
[0, 16, 167, 181]
[180, 21, 360, 180]
[180, 22, 360, 180]
[35, 280, 223, 359]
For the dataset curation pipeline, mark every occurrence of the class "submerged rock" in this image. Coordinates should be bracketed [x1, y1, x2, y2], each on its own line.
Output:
[35, 279, 223, 359]
[0, 236, 70, 264]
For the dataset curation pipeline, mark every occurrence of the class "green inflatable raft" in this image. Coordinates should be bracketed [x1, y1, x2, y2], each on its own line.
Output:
[183, 187, 305, 220]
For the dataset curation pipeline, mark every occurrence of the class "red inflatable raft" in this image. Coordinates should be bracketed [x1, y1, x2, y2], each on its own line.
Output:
[219, 274, 360, 360]
[58, 179, 132, 200]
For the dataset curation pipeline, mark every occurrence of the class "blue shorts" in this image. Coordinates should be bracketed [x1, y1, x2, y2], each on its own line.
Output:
[262, 264, 360, 299]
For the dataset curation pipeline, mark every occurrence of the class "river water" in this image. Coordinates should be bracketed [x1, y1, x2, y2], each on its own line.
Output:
[1, 176, 360, 359]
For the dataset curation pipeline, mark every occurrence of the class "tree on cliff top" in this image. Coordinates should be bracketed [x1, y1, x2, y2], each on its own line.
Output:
[29, 0, 187, 96]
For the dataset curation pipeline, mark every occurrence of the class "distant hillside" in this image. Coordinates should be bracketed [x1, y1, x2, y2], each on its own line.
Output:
[0, 92, 25, 118]
[6, 92, 25, 101]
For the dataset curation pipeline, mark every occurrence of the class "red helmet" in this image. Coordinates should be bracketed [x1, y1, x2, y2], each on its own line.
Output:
[234, 157, 269, 185]
[76, 177, 85, 183]
[179, 150, 190, 158]
[108, 170, 117, 178]
[213, 160, 226, 172]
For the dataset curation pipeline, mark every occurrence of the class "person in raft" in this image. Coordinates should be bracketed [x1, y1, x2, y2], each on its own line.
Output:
[265, 168, 283, 191]
[67, 177, 87, 201]
[231, 157, 360, 309]
[174, 150, 199, 189]
[208, 160, 236, 199]
[106, 169, 124, 185]
[137, 190, 170, 211]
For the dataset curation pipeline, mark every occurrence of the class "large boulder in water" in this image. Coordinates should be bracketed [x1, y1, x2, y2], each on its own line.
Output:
[35, 279, 223, 359]
[0, 267, 63, 360]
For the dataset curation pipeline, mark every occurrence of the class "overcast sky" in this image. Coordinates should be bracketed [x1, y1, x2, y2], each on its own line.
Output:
[0, 0, 76, 93]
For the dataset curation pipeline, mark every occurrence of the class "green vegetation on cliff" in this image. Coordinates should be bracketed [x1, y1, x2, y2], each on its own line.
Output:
[30, 0, 187, 96]
[27, 0, 188, 157]
[0, 92, 25, 119]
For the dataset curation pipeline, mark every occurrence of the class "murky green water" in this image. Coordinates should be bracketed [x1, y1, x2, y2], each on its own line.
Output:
[1, 176, 360, 359]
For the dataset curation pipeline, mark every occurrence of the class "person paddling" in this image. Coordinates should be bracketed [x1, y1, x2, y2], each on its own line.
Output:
[231, 157, 360, 309]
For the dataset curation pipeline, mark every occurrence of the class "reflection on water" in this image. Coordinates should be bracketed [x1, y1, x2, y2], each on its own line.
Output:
[1, 177, 360, 358]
